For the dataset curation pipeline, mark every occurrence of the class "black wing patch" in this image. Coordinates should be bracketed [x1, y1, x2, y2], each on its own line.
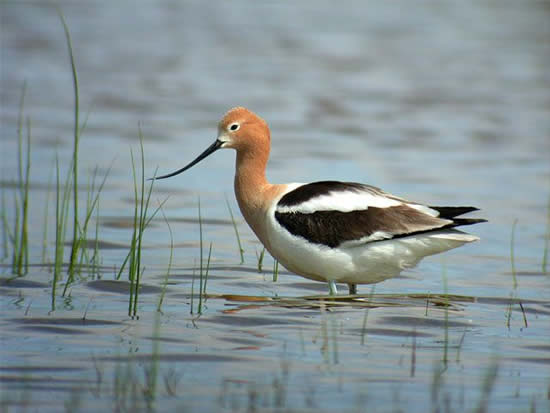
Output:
[275, 205, 455, 248]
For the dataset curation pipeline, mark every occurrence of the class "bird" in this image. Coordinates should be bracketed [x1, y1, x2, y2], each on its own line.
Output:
[154, 107, 486, 295]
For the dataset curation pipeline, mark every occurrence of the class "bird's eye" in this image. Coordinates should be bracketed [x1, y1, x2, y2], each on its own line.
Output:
[229, 123, 240, 131]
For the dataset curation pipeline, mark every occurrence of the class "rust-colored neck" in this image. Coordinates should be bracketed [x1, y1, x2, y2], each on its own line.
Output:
[233, 145, 275, 245]
[234, 145, 269, 209]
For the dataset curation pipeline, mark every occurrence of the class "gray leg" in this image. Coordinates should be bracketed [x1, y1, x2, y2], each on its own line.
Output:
[348, 283, 357, 295]
[328, 280, 338, 295]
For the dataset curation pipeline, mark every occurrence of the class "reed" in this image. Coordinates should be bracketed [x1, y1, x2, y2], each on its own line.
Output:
[127, 132, 157, 318]
[61, 164, 110, 295]
[52, 156, 73, 311]
[272, 259, 279, 282]
[8, 82, 31, 276]
[116, 130, 166, 317]
[157, 205, 174, 313]
[1, 185, 9, 262]
[225, 196, 244, 264]
[58, 10, 82, 280]
[196, 198, 213, 314]
[203, 242, 213, 298]
[90, 198, 101, 278]
[41, 163, 55, 266]
[256, 247, 265, 272]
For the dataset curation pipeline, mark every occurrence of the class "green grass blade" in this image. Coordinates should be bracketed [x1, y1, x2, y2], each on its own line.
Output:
[273, 259, 279, 282]
[203, 242, 213, 300]
[157, 204, 174, 313]
[58, 9, 82, 279]
[11, 194, 20, 274]
[198, 197, 204, 314]
[42, 161, 55, 265]
[17, 117, 32, 275]
[1, 186, 10, 261]
[256, 247, 265, 273]
[225, 195, 244, 264]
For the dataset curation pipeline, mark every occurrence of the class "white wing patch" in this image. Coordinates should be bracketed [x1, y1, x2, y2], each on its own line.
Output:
[276, 188, 402, 214]
[405, 203, 440, 217]
[339, 231, 394, 248]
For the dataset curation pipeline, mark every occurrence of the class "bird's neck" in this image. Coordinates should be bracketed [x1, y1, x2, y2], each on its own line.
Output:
[233, 147, 273, 243]
[234, 147, 270, 210]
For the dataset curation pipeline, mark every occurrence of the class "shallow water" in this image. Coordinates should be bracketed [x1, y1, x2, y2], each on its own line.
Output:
[1, 1, 549, 412]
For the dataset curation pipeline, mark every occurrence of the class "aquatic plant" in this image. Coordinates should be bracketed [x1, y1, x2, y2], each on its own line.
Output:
[52, 155, 72, 310]
[195, 197, 212, 315]
[225, 196, 244, 264]
[157, 205, 174, 313]
[256, 247, 266, 272]
[126, 132, 159, 318]
[9, 83, 31, 276]
[58, 10, 83, 280]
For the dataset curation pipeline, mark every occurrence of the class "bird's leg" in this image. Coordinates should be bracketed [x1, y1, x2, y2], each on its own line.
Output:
[348, 283, 357, 295]
[328, 280, 338, 295]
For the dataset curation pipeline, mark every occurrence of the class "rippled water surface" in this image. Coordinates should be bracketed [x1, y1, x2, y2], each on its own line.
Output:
[1, 1, 549, 412]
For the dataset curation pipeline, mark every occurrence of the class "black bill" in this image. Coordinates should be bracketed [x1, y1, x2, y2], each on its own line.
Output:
[153, 139, 224, 180]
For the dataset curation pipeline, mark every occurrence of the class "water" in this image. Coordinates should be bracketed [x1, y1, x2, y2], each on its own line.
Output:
[1, 1, 549, 412]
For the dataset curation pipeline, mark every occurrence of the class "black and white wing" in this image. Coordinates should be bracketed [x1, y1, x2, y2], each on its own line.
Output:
[274, 181, 485, 248]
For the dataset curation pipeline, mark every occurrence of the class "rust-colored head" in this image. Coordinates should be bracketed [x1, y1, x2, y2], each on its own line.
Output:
[153, 107, 270, 180]
[216, 107, 270, 152]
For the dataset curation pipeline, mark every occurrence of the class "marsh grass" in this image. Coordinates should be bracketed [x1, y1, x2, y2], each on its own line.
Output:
[63, 166, 110, 292]
[190, 262, 196, 315]
[225, 195, 244, 264]
[52, 161, 110, 304]
[58, 10, 83, 280]
[272, 259, 279, 282]
[4, 82, 32, 277]
[256, 247, 266, 272]
[157, 205, 174, 313]
[41, 163, 55, 266]
[1, 188, 9, 262]
[47, 12, 111, 309]
[506, 218, 520, 328]
[52, 156, 73, 311]
[117, 131, 163, 318]
[58, 8, 111, 295]
[198, 197, 204, 313]
[195, 198, 212, 315]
